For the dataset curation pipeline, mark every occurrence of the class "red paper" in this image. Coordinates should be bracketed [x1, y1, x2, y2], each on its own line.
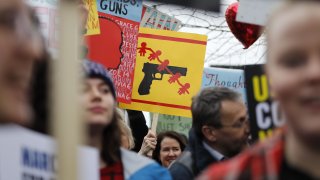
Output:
[86, 12, 139, 103]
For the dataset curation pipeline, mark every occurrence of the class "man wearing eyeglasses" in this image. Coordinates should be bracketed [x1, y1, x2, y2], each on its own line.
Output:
[169, 87, 250, 180]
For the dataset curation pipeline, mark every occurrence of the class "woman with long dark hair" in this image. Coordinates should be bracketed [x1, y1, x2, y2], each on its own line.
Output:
[81, 60, 172, 179]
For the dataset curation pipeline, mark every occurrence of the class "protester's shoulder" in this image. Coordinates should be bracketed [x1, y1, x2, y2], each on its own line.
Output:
[121, 148, 157, 169]
[196, 148, 253, 180]
[169, 150, 194, 180]
[172, 150, 193, 168]
[120, 148, 172, 180]
[197, 134, 284, 180]
[169, 162, 193, 180]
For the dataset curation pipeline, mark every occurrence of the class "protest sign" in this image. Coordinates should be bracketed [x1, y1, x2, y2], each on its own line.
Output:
[244, 65, 285, 142]
[98, 0, 143, 22]
[140, 5, 181, 31]
[202, 67, 247, 104]
[120, 27, 207, 117]
[155, 114, 192, 137]
[0, 125, 99, 180]
[85, 0, 100, 35]
[26, 0, 58, 57]
[87, 0, 143, 103]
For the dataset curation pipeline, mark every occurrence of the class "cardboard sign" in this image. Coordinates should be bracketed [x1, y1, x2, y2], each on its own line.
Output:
[120, 28, 207, 117]
[87, 0, 143, 103]
[244, 65, 285, 142]
[97, 0, 143, 22]
[155, 114, 192, 137]
[85, 0, 101, 35]
[237, 0, 282, 26]
[140, 5, 181, 31]
[26, 0, 58, 57]
[0, 125, 99, 180]
[202, 67, 247, 104]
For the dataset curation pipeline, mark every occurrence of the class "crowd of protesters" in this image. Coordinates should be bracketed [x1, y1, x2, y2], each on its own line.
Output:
[1, 0, 320, 179]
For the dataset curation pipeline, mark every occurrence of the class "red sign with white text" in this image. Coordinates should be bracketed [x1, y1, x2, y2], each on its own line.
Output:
[86, 12, 139, 103]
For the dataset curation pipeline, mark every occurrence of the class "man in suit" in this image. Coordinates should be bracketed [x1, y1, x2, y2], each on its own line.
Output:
[169, 87, 250, 179]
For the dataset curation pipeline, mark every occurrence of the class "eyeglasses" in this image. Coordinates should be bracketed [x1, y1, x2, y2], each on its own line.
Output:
[220, 118, 249, 129]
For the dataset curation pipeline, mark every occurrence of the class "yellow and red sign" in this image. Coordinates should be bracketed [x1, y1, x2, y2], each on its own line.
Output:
[85, 0, 100, 35]
[120, 28, 207, 117]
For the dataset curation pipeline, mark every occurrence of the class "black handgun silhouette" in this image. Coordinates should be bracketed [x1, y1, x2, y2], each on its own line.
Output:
[138, 62, 188, 95]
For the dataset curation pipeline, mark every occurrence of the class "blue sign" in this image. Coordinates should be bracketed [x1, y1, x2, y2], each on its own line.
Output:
[202, 67, 247, 104]
[97, 0, 143, 22]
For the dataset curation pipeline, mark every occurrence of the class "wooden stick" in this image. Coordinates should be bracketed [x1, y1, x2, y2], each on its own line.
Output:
[151, 113, 159, 133]
[52, 0, 83, 179]
[147, 113, 159, 157]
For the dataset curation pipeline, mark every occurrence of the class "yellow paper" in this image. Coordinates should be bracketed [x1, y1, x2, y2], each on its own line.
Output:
[85, 0, 100, 35]
[120, 28, 207, 117]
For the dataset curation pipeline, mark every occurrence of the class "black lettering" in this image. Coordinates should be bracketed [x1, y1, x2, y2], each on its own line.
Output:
[109, 1, 116, 12]
[122, 0, 136, 5]
[100, 0, 108, 10]
[232, 82, 237, 88]
[122, 4, 128, 15]
[205, 74, 215, 86]
[115, 2, 122, 14]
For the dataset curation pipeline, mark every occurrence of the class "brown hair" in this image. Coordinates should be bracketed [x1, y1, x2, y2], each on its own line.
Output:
[117, 109, 135, 149]
[152, 131, 187, 165]
[191, 87, 241, 139]
[101, 107, 122, 165]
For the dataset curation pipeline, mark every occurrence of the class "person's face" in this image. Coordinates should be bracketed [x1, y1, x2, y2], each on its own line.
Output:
[81, 78, 115, 127]
[214, 100, 249, 157]
[159, 137, 182, 168]
[0, 0, 43, 125]
[266, 4, 320, 143]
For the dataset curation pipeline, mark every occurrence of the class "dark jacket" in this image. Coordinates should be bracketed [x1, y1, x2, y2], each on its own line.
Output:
[169, 128, 218, 180]
[198, 129, 317, 180]
[127, 110, 148, 153]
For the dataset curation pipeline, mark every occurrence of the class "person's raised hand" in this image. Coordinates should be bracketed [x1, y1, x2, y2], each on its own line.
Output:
[138, 130, 157, 157]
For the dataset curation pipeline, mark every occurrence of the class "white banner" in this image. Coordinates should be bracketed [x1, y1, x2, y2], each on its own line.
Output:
[0, 124, 99, 180]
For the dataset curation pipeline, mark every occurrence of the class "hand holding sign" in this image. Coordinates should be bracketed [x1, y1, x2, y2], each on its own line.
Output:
[138, 130, 157, 157]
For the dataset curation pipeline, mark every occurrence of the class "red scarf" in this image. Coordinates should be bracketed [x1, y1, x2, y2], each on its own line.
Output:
[100, 161, 124, 180]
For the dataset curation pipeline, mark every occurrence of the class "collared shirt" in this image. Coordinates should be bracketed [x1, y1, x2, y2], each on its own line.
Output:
[198, 129, 287, 180]
[202, 141, 225, 161]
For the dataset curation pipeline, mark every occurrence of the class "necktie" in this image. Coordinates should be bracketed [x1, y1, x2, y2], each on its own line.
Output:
[220, 157, 227, 161]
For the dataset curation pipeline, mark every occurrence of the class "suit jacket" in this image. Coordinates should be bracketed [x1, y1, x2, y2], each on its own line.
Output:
[169, 129, 218, 180]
